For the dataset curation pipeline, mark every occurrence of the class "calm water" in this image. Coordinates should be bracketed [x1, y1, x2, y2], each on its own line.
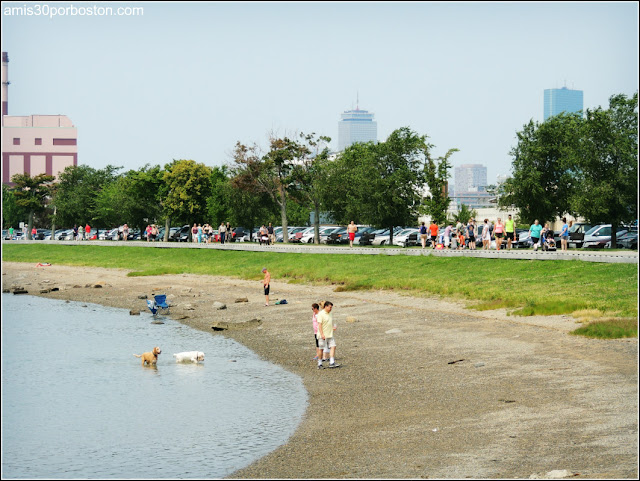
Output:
[1, 293, 308, 479]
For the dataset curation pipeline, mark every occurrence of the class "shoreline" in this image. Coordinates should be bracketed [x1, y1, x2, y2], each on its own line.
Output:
[2, 262, 638, 479]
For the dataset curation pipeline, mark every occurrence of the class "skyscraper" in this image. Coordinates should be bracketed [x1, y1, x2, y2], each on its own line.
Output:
[337, 105, 377, 151]
[454, 164, 487, 193]
[543, 87, 584, 121]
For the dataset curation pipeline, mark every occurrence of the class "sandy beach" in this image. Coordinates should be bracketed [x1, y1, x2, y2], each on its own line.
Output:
[2, 261, 637, 479]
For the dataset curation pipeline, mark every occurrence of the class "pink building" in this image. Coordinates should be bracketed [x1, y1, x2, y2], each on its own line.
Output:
[2, 52, 78, 185]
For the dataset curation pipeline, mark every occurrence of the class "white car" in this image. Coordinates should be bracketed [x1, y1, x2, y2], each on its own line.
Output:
[392, 228, 420, 247]
[370, 227, 404, 246]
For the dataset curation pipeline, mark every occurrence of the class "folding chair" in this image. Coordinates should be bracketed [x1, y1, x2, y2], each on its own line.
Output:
[154, 294, 170, 315]
[146, 299, 158, 318]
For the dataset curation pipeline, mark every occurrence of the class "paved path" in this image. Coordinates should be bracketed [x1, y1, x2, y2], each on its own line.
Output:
[16, 240, 638, 264]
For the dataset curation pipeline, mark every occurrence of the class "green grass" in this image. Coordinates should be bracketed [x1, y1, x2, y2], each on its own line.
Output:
[3, 243, 638, 338]
[571, 318, 638, 339]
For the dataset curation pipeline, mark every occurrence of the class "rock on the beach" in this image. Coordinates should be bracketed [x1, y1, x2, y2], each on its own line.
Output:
[213, 301, 227, 310]
[211, 318, 262, 331]
[385, 328, 402, 334]
[529, 470, 573, 479]
[235, 297, 249, 303]
[129, 310, 140, 315]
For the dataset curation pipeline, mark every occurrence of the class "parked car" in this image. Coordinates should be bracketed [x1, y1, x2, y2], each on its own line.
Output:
[289, 226, 314, 243]
[393, 228, 419, 247]
[323, 227, 344, 245]
[582, 225, 627, 249]
[299, 226, 335, 244]
[566, 223, 594, 249]
[319, 226, 343, 244]
[370, 227, 404, 246]
[168, 225, 191, 242]
[616, 231, 638, 250]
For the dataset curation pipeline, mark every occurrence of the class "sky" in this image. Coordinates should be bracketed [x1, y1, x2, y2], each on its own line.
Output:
[1, 1, 638, 186]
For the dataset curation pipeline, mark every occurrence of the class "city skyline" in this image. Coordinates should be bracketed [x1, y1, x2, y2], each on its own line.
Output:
[1, 2, 637, 185]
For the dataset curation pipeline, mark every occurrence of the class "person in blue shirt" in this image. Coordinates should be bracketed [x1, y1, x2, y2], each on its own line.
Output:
[560, 217, 570, 251]
[529, 220, 543, 251]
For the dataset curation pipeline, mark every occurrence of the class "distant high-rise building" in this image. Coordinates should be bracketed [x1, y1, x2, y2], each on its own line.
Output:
[543, 86, 583, 121]
[455, 164, 487, 193]
[337, 104, 377, 151]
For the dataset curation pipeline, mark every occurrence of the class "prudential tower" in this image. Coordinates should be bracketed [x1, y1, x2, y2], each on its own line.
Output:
[337, 100, 377, 151]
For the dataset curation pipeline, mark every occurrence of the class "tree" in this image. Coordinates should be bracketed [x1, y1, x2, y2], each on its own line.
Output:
[421, 147, 458, 225]
[231, 135, 302, 243]
[10, 173, 56, 239]
[94, 165, 165, 233]
[452, 204, 477, 225]
[290, 132, 332, 244]
[2, 184, 27, 229]
[53, 165, 121, 228]
[323, 127, 433, 244]
[570, 92, 638, 248]
[162, 160, 212, 229]
[499, 114, 581, 224]
[206, 165, 233, 227]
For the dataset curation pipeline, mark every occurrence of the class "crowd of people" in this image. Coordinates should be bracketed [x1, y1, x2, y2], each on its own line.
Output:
[418, 215, 572, 252]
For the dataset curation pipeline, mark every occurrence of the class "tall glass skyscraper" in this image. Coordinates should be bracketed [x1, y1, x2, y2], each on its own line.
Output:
[337, 107, 377, 151]
[543, 87, 583, 121]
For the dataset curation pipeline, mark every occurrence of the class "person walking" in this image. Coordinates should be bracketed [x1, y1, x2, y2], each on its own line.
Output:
[505, 214, 516, 249]
[481, 219, 491, 250]
[419, 222, 428, 249]
[467, 219, 476, 250]
[31, 226, 37, 240]
[85, 223, 91, 241]
[316, 301, 338, 369]
[529, 219, 542, 251]
[311, 303, 327, 362]
[259, 225, 267, 245]
[8, 226, 14, 240]
[122, 223, 129, 241]
[267, 223, 275, 245]
[347, 221, 358, 248]
[219, 222, 226, 244]
[494, 218, 505, 250]
[73, 224, 79, 241]
[429, 220, 439, 249]
[560, 217, 570, 251]
[262, 267, 271, 306]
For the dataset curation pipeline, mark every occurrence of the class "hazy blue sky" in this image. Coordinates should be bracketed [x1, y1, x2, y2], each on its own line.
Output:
[1, 1, 638, 185]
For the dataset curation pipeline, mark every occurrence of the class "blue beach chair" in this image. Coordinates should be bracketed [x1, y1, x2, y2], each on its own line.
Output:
[154, 294, 170, 315]
[146, 299, 158, 318]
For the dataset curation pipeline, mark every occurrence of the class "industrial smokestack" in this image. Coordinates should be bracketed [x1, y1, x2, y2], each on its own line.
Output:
[2, 51, 8, 122]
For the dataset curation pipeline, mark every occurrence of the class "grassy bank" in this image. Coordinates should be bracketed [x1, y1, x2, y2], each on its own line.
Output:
[3, 243, 637, 338]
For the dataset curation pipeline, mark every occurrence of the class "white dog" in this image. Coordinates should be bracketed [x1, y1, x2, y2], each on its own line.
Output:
[173, 351, 205, 363]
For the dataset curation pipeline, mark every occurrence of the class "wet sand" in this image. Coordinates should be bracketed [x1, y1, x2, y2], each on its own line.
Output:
[2, 262, 637, 479]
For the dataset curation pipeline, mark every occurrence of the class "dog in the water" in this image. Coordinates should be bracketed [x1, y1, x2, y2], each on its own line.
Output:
[133, 347, 161, 365]
[173, 351, 205, 363]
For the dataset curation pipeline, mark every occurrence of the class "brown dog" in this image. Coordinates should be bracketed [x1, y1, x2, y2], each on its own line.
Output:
[133, 346, 161, 365]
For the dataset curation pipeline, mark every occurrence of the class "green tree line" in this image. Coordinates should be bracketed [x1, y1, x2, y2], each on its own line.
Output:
[499, 92, 638, 247]
[3, 127, 455, 242]
[3, 92, 636, 245]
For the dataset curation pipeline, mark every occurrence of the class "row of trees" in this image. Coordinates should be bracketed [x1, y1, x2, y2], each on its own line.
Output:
[4, 92, 636, 245]
[499, 92, 638, 247]
[3, 127, 457, 242]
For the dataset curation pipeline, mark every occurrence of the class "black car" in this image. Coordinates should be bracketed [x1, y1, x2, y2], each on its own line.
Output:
[169, 225, 192, 242]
